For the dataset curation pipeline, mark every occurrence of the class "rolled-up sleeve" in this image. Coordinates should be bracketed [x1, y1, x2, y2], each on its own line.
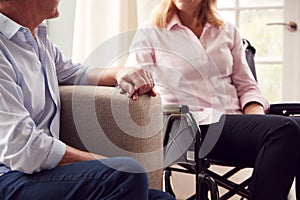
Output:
[230, 26, 270, 112]
[0, 84, 66, 174]
[0, 49, 66, 174]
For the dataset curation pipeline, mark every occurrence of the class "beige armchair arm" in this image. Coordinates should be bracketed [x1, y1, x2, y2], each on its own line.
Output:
[59, 85, 164, 189]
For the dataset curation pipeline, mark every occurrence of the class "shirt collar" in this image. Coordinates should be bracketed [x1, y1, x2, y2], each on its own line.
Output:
[0, 12, 23, 39]
[167, 14, 182, 30]
[0, 12, 47, 40]
[166, 13, 215, 31]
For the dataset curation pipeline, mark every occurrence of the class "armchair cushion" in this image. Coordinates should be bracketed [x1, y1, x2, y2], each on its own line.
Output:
[59, 85, 164, 189]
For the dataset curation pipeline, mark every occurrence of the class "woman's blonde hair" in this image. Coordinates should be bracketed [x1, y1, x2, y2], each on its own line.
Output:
[151, 0, 223, 28]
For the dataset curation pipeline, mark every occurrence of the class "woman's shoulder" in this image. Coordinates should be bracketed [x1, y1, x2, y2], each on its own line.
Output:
[221, 21, 239, 33]
[137, 20, 156, 29]
[217, 21, 242, 40]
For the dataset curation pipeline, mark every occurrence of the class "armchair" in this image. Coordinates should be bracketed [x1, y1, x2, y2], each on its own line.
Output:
[59, 85, 164, 190]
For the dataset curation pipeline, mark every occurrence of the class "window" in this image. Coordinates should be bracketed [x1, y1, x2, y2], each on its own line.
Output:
[217, 0, 284, 102]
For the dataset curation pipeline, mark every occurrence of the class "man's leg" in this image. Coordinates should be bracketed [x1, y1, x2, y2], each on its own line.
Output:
[149, 189, 175, 200]
[0, 157, 149, 200]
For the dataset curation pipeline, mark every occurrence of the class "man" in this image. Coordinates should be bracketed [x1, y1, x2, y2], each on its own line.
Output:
[0, 0, 174, 199]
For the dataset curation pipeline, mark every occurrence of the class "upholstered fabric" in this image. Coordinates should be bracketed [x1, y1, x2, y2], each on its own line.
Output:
[59, 85, 164, 189]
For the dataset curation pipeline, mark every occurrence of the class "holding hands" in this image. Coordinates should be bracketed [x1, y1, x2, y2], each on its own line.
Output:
[116, 67, 156, 100]
[88, 66, 156, 100]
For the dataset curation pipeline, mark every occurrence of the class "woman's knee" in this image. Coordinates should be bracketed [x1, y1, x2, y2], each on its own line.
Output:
[270, 116, 300, 145]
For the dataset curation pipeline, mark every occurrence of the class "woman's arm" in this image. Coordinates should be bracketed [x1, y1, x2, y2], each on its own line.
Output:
[228, 23, 270, 112]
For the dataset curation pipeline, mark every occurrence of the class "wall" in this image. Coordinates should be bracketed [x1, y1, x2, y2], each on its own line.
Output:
[283, 0, 300, 101]
[46, 0, 162, 60]
[47, 0, 77, 58]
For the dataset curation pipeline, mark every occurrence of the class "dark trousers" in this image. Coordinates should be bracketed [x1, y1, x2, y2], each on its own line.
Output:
[0, 157, 174, 200]
[201, 114, 300, 200]
[291, 116, 300, 200]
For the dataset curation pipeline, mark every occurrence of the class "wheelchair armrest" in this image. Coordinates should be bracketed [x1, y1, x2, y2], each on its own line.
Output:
[163, 105, 190, 115]
[269, 103, 300, 116]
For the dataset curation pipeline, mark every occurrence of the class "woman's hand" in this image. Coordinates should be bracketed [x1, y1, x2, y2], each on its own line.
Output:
[116, 67, 156, 100]
[88, 67, 156, 100]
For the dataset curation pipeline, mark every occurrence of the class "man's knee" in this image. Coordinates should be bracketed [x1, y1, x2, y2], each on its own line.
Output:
[100, 157, 146, 174]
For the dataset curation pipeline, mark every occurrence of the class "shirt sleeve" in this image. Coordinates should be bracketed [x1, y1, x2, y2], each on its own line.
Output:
[125, 24, 156, 68]
[229, 24, 270, 112]
[46, 36, 90, 85]
[0, 55, 66, 174]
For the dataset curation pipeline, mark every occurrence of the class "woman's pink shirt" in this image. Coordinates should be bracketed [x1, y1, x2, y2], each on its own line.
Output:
[126, 15, 269, 124]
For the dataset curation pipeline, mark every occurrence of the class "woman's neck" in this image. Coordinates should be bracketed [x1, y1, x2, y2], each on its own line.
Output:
[178, 10, 203, 38]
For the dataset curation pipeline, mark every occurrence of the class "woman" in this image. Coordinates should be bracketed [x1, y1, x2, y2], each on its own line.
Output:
[126, 0, 300, 199]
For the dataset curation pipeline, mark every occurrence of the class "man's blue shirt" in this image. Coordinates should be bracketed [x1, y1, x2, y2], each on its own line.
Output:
[0, 13, 89, 174]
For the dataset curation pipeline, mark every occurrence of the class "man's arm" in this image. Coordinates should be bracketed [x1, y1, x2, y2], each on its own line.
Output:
[58, 145, 106, 166]
[87, 67, 156, 100]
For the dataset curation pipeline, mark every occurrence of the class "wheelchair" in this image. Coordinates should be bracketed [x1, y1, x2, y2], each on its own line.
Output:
[162, 39, 300, 200]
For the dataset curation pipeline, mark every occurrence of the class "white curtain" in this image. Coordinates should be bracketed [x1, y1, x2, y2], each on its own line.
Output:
[71, 0, 162, 65]
[72, 0, 136, 64]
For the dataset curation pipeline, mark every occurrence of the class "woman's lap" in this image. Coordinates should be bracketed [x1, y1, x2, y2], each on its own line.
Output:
[201, 114, 300, 199]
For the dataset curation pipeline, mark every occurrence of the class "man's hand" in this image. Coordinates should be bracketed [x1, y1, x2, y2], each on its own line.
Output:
[116, 67, 156, 100]
[58, 145, 107, 166]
